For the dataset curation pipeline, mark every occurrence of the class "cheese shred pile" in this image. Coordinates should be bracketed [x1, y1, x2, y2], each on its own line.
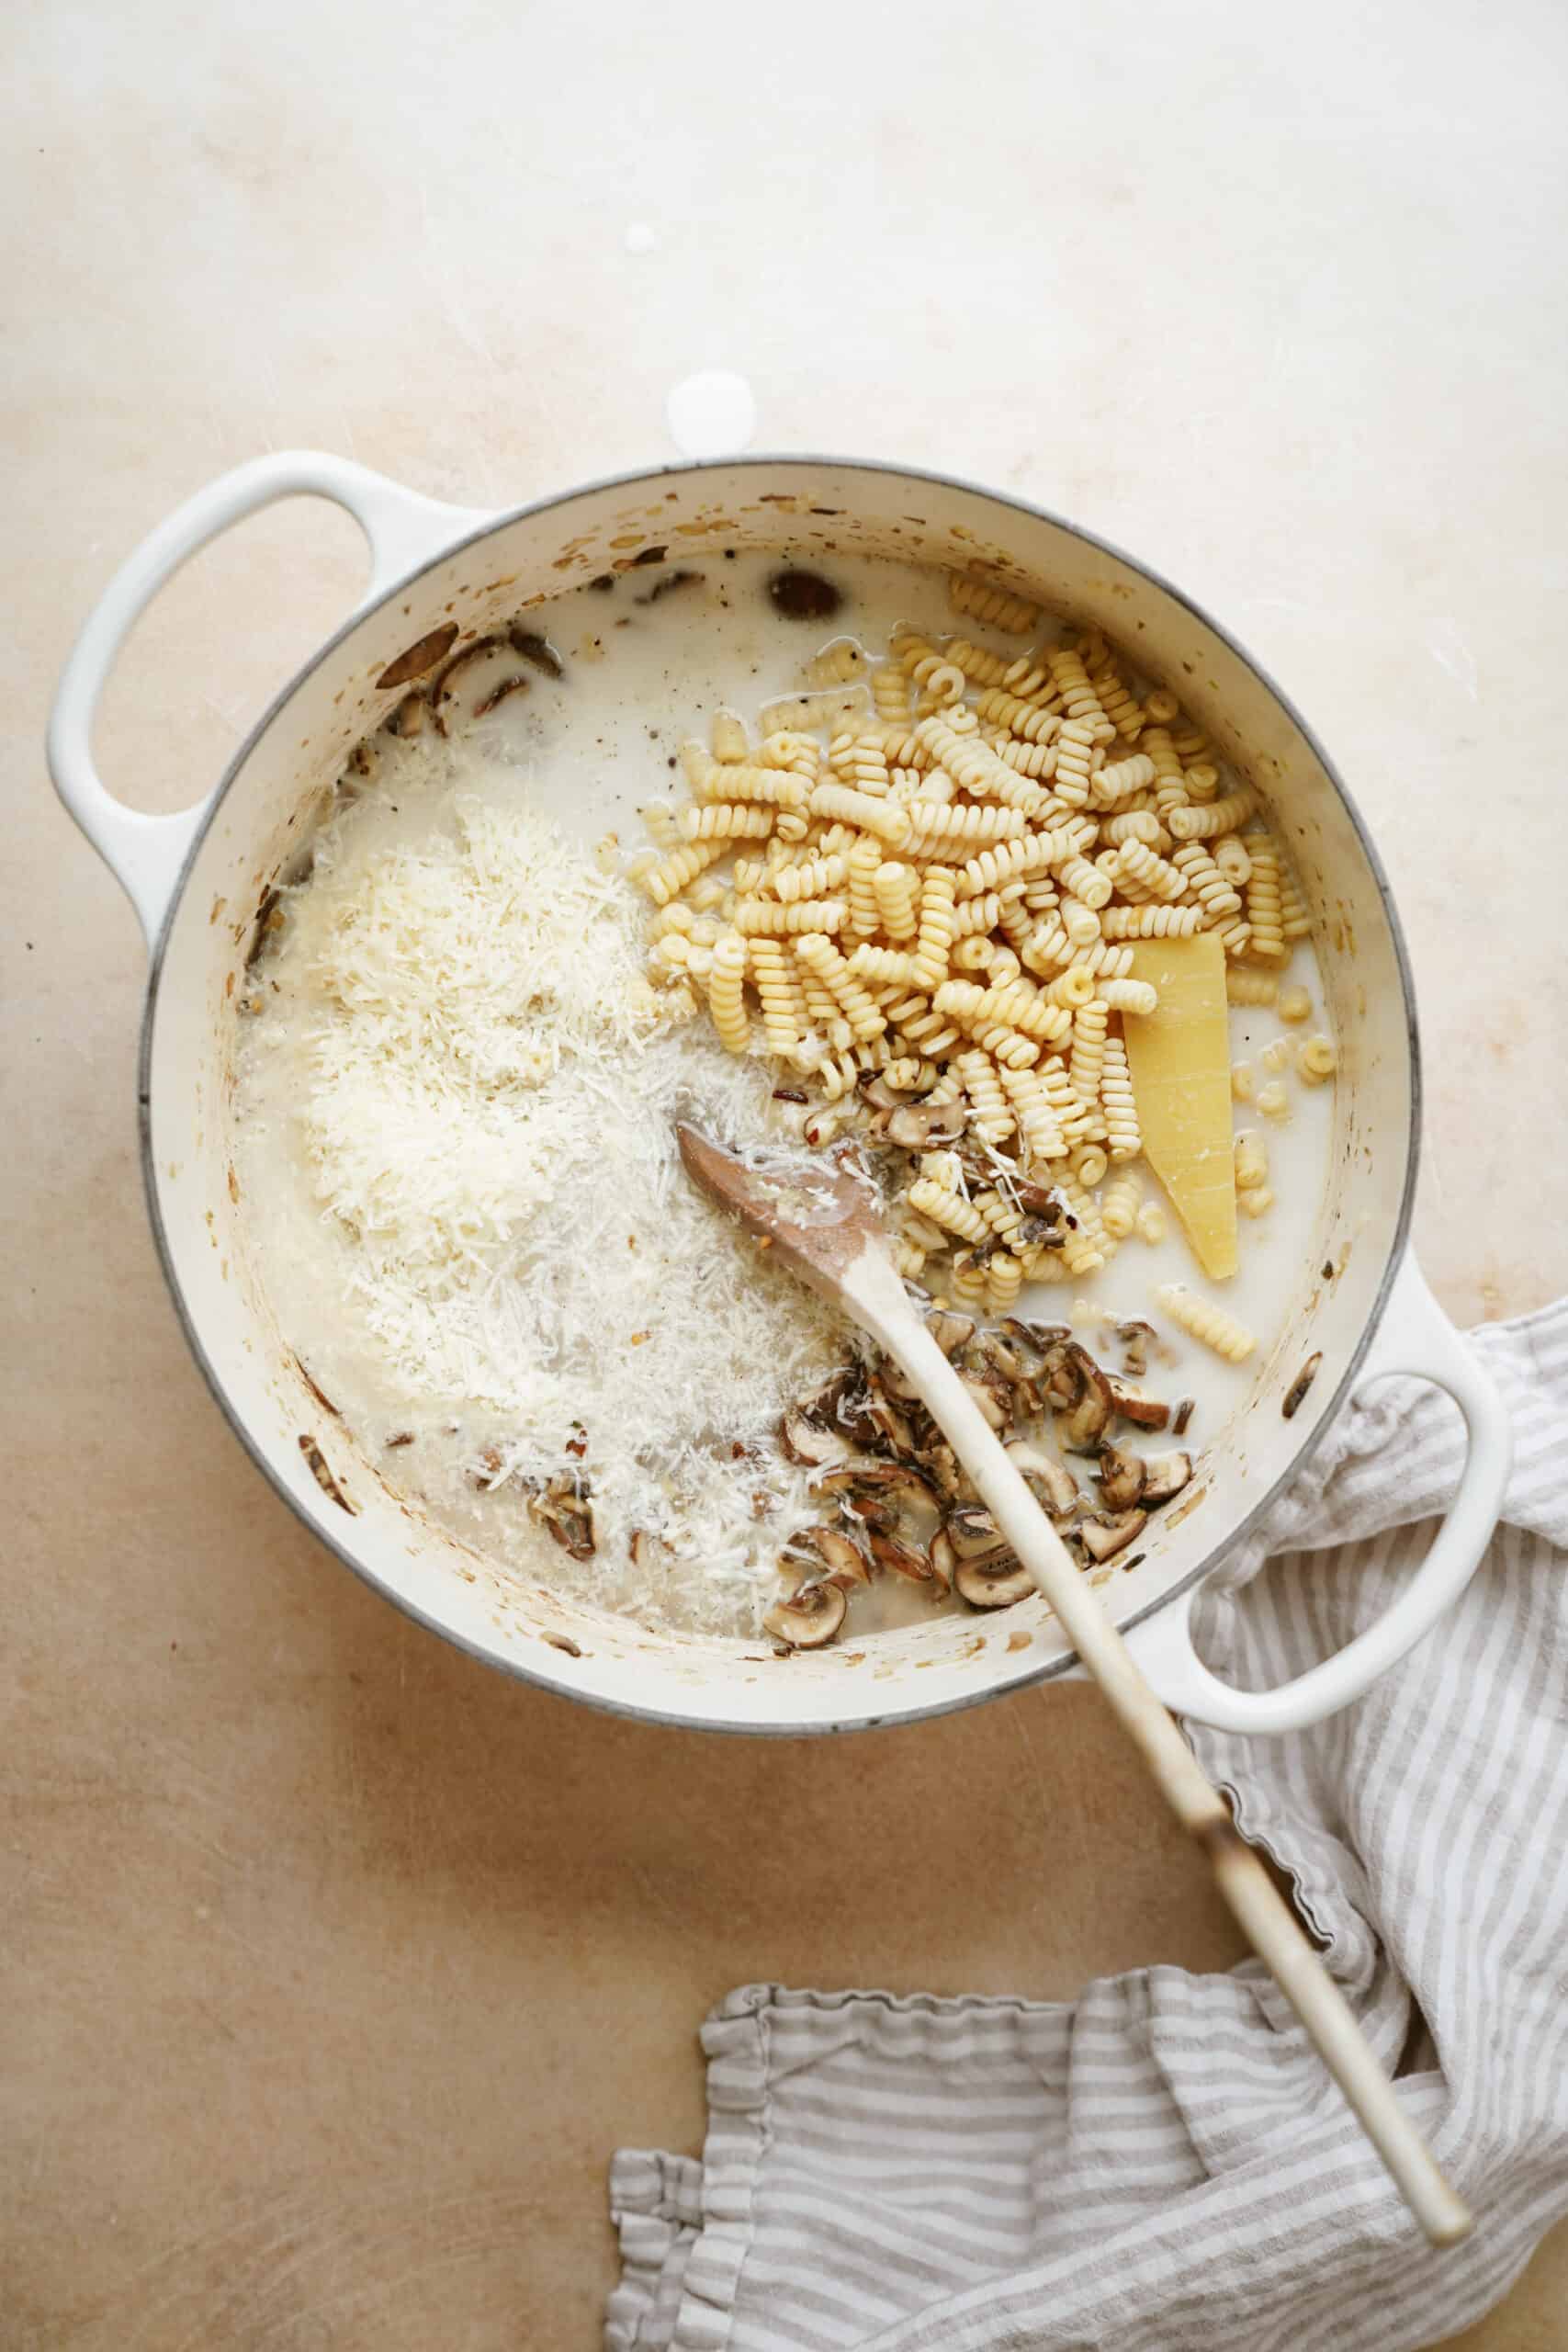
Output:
[236, 746, 845, 1636]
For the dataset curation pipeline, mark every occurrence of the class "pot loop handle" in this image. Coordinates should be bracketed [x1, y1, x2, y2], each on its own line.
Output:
[46, 452, 491, 948]
[1120, 1250, 1511, 1733]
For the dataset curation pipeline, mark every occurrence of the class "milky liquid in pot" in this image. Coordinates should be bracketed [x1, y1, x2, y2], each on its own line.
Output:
[232, 553, 1336, 1641]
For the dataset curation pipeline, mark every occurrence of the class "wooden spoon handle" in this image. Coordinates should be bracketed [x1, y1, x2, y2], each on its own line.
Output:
[852, 1255, 1472, 2247]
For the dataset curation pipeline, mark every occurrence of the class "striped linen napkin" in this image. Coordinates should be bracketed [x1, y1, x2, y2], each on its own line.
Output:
[606, 1297, 1568, 2351]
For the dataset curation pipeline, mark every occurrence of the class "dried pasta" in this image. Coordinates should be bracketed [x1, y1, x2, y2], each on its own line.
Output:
[734, 896, 847, 935]
[803, 638, 867, 688]
[910, 865, 958, 992]
[1156, 1283, 1257, 1363]
[679, 801, 776, 841]
[631, 576, 1334, 1344]
[845, 834, 884, 939]
[1100, 1170, 1143, 1238]
[810, 782, 912, 846]
[706, 931, 750, 1055]
[1168, 788, 1258, 842]
[1224, 968, 1278, 1007]
[946, 573, 1041, 634]
[745, 939, 804, 1058]
[1243, 835, 1286, 963]
[795, 932, 887, 1043]
[1100, 904, 1202, 939]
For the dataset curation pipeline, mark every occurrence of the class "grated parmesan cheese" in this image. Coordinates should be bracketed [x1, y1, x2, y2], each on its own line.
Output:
[233, 736, 847, 1637]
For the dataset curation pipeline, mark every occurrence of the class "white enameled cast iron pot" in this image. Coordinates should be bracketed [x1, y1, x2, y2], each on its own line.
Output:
[49, 452, 1511, 1737]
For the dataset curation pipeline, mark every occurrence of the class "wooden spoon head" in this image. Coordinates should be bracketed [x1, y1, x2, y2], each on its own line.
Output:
[676, 1123, 891, 1307]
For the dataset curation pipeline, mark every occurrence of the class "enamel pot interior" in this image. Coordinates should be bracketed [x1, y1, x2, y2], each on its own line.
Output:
[145, 458, 1414, 1734]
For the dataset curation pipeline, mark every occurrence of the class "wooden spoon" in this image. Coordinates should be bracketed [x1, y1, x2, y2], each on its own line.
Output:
[678, 1124, 1472, 2247]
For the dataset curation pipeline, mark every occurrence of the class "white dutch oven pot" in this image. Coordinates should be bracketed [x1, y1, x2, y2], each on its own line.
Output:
[49, 452, 1511, 1736]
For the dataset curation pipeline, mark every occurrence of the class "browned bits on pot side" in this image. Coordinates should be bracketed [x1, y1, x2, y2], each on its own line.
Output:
[544, 1632, 583, 1658]
[590, 573, 616, 594]
[636, 571, 699, 605]
[1282, 1351, 1324, 1419]
[293, 1359, 340, 1419]
[376, 621, 459, 689]
[629, 544, 668, 567]
[384, 1430, 415, 1449]
[298, 1434, 355, 1513]
[767, 567, 841, 621]
[245, 887, 283, 971]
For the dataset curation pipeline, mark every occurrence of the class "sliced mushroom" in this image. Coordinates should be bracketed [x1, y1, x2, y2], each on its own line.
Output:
[927, 1311, 976, 1358]
[800, 1367, 856, 1427]
[526, 1474, 596, 1560]
[1281, 1351, 1323, 1420]
[954, 1554, 1036, 1609]
[1096, 1444, 1147, 1512]
[1139, 1451, 1193, 1507]
[1171, 1396, 1196, 1437]
[1107, 1378, 1171, 1430]
[383, 689, 427, 738]
[929, 1527, 957, 1599]
[1003, 1439, 1080, 1517]
[944, 1504, 1012, 1565]
[429, 632, 521, 733]
[1079, 1510, 1145, 1563]
[763, 1581, 848, 1648]
[857, 1072, 907, 1114]
[873, 1351, 921, 1403]
[863, 1385, 918, 1459]
[1058, 1345, 1113, 1453]
[475, 673, 532, 718]
[785, 1523, 872, 1587]
[1002, 1317, 1072, 1356]
[779, 1408, 851, 1468]
[1116, 1319, 1156, 1379]
[833, 1374, 885, 1448]
[886, 1100, 967, 1148]
[1010, 1180, 1063, 1220]
[811, 1462, 940, 1520]
[912, 1436, 969, 1504]
[961, 1372, 1015, 1434]
[507, 625, 564, 678]
[868, 1531, 940, 1588]
[968, 1330, 1029, 1385]
[1036, 1340, 1080, 1411]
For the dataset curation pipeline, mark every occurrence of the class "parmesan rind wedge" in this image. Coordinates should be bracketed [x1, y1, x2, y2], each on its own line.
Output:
[1123, 933, 1238, 1280]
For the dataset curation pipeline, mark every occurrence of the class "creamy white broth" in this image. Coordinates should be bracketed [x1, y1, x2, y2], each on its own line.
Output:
[232, 553, 1335, 1642]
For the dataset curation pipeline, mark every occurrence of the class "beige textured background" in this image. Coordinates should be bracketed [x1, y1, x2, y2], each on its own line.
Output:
[6, 2, 1567, 2343]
